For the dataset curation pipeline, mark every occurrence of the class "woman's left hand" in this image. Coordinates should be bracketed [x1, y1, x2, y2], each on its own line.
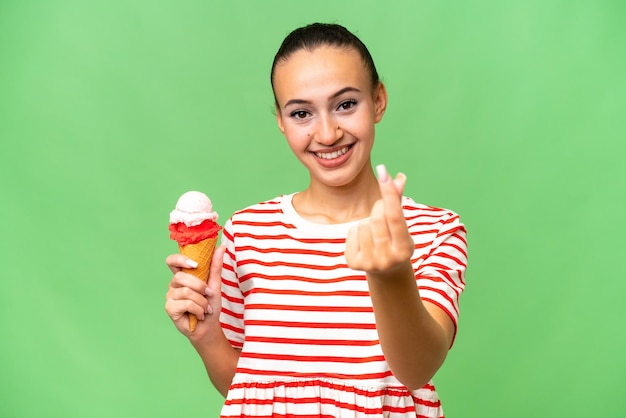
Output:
[345, 164, 415, 277]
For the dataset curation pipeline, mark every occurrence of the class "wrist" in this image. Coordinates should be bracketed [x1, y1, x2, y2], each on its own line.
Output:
[366, 261, 414, 284]
[187, 318, 225, 347]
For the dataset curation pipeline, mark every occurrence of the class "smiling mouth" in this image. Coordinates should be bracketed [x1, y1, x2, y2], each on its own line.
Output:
[313, 144, 353, 160]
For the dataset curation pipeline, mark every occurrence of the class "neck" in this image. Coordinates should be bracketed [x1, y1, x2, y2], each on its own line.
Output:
[293, 167, 381, 224]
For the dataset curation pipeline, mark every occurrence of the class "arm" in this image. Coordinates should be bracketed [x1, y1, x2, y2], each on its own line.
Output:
[188, 315, 241, 397]
[366, 263, 454, 390]
[165, 245, 240, 396]
[345, 165, 462, 390]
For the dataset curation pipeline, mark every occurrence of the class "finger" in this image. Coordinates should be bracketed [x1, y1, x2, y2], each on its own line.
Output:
[171, 271, 209, 295]
[393, 172, 406, 196]
[387, 172, 410, 239]
[166, 253, 199, 274]
[168, 275, 210, 317]
[165, 297, 205, 322]
[376, 164, 405, 224]
[345, 220, 375, 271]
[357, 220, 374, 262]
[168, 278, 208, 304]
[164, 298, 189, 323]
[376, 164, 402, 204]
[344, 224, 360, 267]
[369, 199, 391, 248]
[205, 244, 227, 315]
[376, 166, 413, 252]
[207, 244, 226, 293]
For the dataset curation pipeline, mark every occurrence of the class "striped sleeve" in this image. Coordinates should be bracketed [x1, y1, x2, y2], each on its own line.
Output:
[220, 218, 245, 349]
[406, 204, 468, 340]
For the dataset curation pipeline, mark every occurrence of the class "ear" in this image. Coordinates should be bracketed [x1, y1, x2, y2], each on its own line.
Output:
[373, 82, 388, 123]
[275, 106, 286, 134]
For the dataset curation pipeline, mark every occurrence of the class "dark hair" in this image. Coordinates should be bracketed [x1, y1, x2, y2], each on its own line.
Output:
[270, 23, 380, 96]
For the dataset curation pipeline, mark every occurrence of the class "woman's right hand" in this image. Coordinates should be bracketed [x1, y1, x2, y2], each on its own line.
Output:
[164, 244, 226, 341]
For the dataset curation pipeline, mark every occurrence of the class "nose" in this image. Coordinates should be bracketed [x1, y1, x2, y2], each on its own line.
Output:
[315, 115, 342, 145]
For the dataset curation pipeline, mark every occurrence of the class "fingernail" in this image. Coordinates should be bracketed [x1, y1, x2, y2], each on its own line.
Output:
[376, 164, 389, 182]
[393, 173, 406, 194]
[205, 287, 212, 296]
[395, 172, 407, 184]
[186, 259, 198, 268]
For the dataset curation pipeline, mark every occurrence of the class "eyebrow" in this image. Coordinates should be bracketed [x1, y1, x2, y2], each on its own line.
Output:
[283, 86, 361, 109]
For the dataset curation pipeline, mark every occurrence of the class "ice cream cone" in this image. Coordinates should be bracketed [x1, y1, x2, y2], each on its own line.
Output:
[169, 191, 221, 332]
[179, 236, 218, 332]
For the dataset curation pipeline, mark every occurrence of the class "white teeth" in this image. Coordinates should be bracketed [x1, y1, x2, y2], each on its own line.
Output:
[315, 146, 350, 160]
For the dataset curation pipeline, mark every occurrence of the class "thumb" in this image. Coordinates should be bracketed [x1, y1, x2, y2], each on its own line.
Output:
[393, 173, 406, 195]
[207, 243, 226, 291]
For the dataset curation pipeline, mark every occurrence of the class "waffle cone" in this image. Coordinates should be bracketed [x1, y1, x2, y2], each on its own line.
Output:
[178, 236, 218, 331]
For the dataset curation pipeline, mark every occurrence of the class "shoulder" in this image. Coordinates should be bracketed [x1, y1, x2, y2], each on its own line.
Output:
[401, 196, 462, 221]
[401, 196, 466, 238]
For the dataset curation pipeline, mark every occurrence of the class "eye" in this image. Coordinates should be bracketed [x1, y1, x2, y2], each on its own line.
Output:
[290, 110, 311, 120]
[337, 99, 357, 111]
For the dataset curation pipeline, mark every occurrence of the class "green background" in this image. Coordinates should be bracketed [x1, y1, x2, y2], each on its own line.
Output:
[1, 1, 624, 416]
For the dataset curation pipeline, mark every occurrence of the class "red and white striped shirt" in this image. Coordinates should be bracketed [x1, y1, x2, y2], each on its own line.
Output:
[219, 194, 468, 417]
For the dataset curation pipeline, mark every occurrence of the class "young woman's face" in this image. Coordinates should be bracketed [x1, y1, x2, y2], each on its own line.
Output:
[273, 46, 387, 188]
